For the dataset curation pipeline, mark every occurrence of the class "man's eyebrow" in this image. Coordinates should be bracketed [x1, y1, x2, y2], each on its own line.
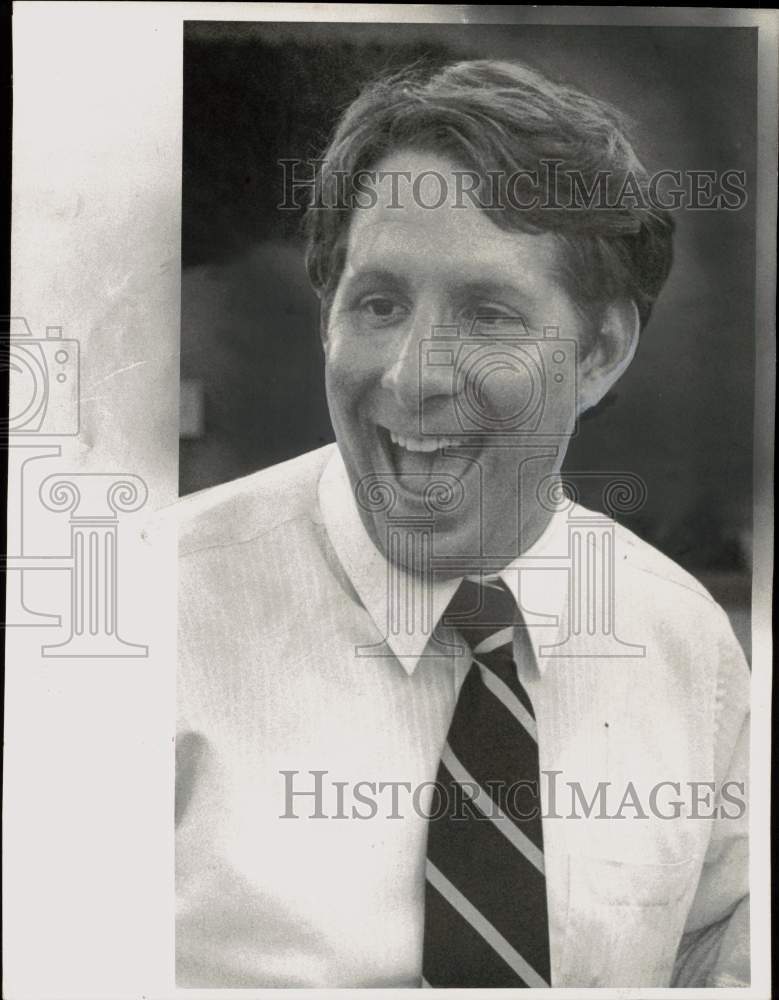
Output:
[339, 267, 410, 290]
[341, 270, 541, 304]
[457, 279, 538, 305]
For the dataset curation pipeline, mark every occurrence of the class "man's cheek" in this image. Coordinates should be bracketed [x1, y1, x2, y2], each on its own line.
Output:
[326, 355, 366, 404]
[474, 365, 537, 426]
[324, 333, 357, 388]
[327, 335, 383, 398]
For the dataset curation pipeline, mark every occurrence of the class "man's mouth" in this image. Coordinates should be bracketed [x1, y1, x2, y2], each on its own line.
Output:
[376, 424, 472, 479]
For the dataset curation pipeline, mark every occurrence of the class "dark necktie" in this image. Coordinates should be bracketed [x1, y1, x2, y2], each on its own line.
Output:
[422, 576, 551, 988]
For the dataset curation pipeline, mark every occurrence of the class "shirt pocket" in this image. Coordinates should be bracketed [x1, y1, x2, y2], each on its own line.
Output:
[558, 854, 697, 987]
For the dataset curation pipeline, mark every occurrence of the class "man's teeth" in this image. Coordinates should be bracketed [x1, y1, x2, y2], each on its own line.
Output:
[388, 429, 465, 452]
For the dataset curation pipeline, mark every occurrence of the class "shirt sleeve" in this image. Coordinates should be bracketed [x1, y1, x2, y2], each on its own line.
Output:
[672, 605, 750, 988]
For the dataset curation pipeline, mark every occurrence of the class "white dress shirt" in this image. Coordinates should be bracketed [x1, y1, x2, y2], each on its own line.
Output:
[175, 443, 750, 988]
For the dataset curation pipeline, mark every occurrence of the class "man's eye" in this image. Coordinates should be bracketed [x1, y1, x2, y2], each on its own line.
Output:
[359, 296, 406, 325]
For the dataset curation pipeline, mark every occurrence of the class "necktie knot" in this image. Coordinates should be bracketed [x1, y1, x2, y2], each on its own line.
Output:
[443, 575, 519, 660]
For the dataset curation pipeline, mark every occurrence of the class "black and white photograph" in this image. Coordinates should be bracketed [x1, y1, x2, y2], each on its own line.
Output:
[4, 4, 776, 999]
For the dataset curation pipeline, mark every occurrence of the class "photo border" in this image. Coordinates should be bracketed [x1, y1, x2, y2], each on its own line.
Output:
[7, 4, 775, 999]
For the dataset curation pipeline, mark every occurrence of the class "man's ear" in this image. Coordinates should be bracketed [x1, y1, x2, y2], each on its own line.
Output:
[577, 299, 640, 414]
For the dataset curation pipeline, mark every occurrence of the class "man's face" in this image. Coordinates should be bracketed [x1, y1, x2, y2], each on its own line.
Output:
[323, 150, 594, 571]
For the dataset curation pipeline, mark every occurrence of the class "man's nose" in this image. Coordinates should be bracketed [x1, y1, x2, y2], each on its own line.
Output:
[380, 314, 455, 411]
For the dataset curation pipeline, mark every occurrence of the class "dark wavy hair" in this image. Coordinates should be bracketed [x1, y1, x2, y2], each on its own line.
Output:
[304, 59, 674, 335]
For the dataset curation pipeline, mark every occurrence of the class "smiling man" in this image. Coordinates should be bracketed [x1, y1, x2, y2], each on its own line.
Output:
[176, 60, 750, 988]
[319, 145, 636, 570]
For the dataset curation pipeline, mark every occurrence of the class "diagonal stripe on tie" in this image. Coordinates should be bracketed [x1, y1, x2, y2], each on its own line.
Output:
[475, 658, 538, 741]
[423, 872, 530, 986]
[427, 861, 550, 988]
[441, 744, 544, 874]
[474, 626, 515, 654]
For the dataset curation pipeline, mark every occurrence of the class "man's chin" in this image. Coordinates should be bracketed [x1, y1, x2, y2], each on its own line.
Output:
[345, 446, 487, 570]
[362, 504, 483, 576]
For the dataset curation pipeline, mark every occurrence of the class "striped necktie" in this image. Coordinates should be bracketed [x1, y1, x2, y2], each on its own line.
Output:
[422, 575, 551, 988]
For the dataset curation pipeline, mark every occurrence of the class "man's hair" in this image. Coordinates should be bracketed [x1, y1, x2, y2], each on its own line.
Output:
[304, 59, 674, 333]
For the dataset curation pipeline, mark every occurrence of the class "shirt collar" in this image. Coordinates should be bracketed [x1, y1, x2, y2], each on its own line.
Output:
[318, 446, 570, 677]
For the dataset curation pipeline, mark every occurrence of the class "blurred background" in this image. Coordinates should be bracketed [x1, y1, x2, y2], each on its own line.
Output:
[180, 20, 756, 657]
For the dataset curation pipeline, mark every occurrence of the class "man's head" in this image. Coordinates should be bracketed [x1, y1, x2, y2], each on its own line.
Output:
[304, 59, 674, 569]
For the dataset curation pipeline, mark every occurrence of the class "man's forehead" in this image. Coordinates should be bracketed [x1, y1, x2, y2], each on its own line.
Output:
[344, 207, 559, 287]
[341, 148, 557, 264]
[342, 216, 561, 293]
